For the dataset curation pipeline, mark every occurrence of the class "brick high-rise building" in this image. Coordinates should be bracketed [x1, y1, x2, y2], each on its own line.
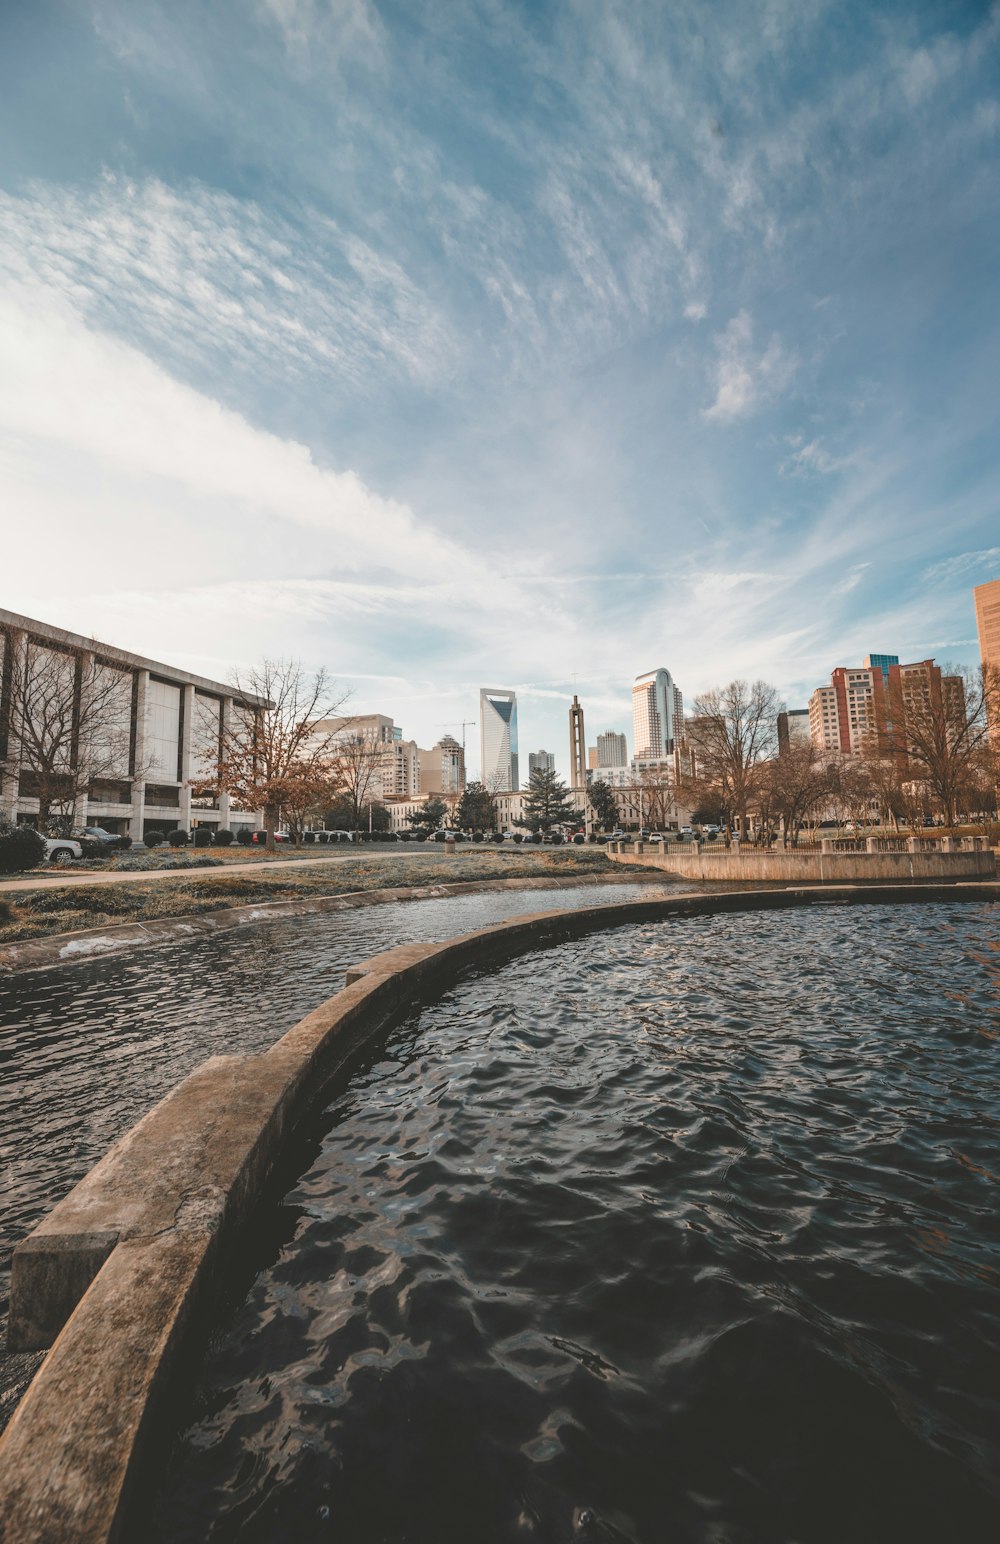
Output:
[974, 579, 1000, 674]
[808, 657, 963, 759]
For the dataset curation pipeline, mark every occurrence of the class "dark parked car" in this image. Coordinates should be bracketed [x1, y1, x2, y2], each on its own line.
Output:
[73, 825, 131, 856]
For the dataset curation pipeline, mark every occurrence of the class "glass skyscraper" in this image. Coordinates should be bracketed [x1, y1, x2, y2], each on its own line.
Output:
[479, 688, 519, 790]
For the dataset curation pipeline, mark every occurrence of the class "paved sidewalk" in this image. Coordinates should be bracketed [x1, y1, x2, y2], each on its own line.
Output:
[0, 846, 481, 894]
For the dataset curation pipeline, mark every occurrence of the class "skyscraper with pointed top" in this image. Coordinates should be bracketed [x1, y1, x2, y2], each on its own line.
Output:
[479, 688, 519, 790]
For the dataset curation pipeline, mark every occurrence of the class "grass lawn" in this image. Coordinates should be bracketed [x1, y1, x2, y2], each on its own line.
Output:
[0, 849, 619, 945]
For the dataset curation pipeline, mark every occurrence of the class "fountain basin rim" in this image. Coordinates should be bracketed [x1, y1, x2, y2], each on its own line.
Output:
[2, 879, 998, 1543]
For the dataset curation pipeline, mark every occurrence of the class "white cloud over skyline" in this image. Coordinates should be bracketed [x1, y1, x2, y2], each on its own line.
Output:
[1, 0, 999, 776]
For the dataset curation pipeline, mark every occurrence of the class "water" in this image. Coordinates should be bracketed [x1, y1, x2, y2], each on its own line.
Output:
[150, 902, 1000, 1544]
[0, 880, 657, 1417]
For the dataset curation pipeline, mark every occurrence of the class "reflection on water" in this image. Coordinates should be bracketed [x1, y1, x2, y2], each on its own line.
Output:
[153, 902, 1000, 1544]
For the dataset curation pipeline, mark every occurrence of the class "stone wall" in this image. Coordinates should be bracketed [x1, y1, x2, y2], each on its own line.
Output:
[606, 841, 996, 884]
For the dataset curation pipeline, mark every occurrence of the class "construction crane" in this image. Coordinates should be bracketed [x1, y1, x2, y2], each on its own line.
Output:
[437, 720, 476, 756]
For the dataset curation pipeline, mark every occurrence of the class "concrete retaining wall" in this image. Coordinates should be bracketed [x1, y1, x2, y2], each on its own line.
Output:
[2, 881, 998, 1541]
[607, 843, 997, 883]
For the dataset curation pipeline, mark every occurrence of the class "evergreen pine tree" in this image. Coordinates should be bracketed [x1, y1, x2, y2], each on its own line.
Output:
[588, 779, 619, 831]
[456, 781, 495, 830]
[520, 767, 579, 832]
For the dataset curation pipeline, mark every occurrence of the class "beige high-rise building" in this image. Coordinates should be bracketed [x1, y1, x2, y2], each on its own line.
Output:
[596, 731, 627, 768]
[417, 735, 465, 797]
[974, 578, 1000, 673]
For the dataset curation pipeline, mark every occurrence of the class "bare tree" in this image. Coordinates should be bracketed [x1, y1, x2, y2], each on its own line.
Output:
[761, 744, 835, 846]
[854, 734, 907, 831]
[688, 680, 781, 837]
[630, 765, 678, 830]
[3, 631, 137, 831]
[331, 731, 389, 832]
[887, 663, 1000, 827]
[210, 660, 348, 850]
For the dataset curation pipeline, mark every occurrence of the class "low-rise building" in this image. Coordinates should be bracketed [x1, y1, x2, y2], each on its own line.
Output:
[0, 607, 263, 838]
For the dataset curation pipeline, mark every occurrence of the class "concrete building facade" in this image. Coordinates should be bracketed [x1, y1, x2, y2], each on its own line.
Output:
[777, 709, 811, 753]
[595, 730, 627, 768]
[569, 694, 586, 790]
[527, 750, 555, 778]
[0, 608, 263, 838]
[417, 735, 465, 798]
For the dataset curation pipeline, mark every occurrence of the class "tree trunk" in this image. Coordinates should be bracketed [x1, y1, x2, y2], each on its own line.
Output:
[264, 803, 278, 852]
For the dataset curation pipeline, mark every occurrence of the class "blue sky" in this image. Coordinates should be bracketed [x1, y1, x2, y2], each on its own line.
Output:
[1, 0, 998, 777]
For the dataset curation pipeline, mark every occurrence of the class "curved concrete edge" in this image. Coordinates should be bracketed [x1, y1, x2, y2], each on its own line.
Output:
[2, 881, 998, 1542]
[0, 868, 664, 975]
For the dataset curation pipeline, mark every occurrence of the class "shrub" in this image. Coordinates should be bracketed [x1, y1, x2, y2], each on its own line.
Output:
[0, 817, 46, 873]
[512, 832, 523, 843]
[213, 828, 235, 847]
[531, 832, 543, 844]
[472, 831, 484, 843]
[144, 829, 166, 847]
[167, 829, 189, 848]
[303, 831, 316, 845]
[193, 827, 214, 847]
[0, 897, 13, 924]
[236, 827, 252, 845]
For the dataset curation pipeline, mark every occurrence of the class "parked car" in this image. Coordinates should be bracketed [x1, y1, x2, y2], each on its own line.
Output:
[44, 835, 84, 865]
[73, 825, 132, 856]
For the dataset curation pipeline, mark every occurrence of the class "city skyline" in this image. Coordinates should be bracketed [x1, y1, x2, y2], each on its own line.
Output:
[1, 2, 999, 765]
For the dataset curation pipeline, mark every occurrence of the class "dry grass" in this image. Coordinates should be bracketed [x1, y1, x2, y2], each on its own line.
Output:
[0, 850, 616, 944]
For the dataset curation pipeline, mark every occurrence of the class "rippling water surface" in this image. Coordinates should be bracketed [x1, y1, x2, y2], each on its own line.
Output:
[0, 880, 654, 1392]
[152, 902, 1000, 1544]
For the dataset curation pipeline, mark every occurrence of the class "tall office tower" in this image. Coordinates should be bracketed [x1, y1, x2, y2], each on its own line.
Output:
[569, 694, 586, 789]
[673, 686, 684, 735]
[974, 580, 1000, 673]
[480, 688, 519, 790]
[528, 749, 555, 777]
[596, 731, 627, 767]
[777, 709, 811, 753]
[632, 668, 678, 759]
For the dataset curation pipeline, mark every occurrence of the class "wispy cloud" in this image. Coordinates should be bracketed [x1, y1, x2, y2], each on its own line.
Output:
[704, 311, 797, 422]
[0, 176, 454, 399]
[921, 547, 1000, 584]
[832, 562, 871, 596]
[780, 437, 856, 476]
